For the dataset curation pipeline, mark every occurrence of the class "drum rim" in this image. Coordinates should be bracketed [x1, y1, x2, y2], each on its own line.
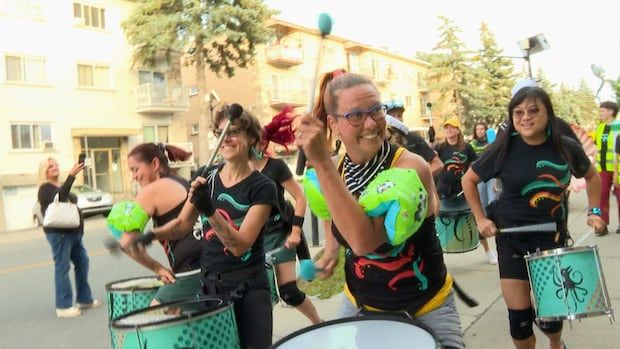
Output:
[270, 315, 438, 348]
[524, 244, 596, 260]
[441, 242, 481, 254]
[111, 297, 232, 329]
[536, 308, 613, 322]
[105, 276, 163, 291]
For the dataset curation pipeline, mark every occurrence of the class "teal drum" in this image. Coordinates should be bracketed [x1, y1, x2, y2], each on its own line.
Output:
[106, 276, 164, 321]
[110, 297, 240, 349]
[525, 245, 614, 321]
[435, 196, 480, 253]
[265, 262, 279, 305]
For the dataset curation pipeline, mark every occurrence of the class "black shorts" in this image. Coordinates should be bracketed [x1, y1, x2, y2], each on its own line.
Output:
[496, 233, 565, 280]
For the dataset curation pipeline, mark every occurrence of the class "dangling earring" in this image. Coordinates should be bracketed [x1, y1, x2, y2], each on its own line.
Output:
[251, 146, 264, 160]
[546, 124, 552, 137]
[334, 136, 342, 155]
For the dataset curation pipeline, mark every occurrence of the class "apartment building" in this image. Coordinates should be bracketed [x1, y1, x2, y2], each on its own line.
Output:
[0, 0, 193, 231]
[184, 19, 433, 166]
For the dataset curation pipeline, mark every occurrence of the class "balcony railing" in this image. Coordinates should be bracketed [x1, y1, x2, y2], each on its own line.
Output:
[136, 83, 190, 114]
[265, 45, 304, 67]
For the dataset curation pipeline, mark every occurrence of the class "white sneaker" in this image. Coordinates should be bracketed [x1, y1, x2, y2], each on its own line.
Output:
[77, 299, 102, 309]
[56, 306, 81, 318]
[486, 250, 498, 265]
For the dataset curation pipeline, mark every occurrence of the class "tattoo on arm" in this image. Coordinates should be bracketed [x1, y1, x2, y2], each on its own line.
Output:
[209, 218, 238, 249]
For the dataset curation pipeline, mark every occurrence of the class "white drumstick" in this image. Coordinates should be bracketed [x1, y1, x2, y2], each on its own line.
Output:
[499, 222, 557, 234]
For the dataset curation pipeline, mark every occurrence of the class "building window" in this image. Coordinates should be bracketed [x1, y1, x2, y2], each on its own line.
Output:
[143, 125, 169, 143]
[77, 63, 110, 88]
[5, 54, 46, 83]
[190, 124, 199, 135]
[10, 123, 52, 149]
[405, 96, 412, 107]
[73, 2, 105, 29]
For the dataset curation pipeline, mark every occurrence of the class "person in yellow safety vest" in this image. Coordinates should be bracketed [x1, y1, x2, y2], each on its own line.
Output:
[594, 101, 619, 235]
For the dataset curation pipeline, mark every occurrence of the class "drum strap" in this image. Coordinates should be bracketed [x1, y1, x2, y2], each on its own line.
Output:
[202, 266, 267, 298]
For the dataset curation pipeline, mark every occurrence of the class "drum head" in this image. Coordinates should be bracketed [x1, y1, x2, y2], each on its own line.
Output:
[106, 276, 164, 291]
[271, 316, 437, 349]
[112, 297, 227, 328]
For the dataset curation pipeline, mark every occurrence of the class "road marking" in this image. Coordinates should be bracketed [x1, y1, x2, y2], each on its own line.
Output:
[0, 248, 108, 277]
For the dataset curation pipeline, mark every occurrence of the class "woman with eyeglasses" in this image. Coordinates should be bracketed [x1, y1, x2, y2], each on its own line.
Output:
[462, 87, 604, 349]
[142, 106, 279, 349]
[297, 72, 464, 349]
[107, 143, 202, 305]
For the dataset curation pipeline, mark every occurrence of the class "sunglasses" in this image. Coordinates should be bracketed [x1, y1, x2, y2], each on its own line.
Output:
[213, 127, 242, 138]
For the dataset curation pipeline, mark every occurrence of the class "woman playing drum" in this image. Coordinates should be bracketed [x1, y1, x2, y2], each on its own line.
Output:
[462, 86, 605, 349]
[251, 109, 322, 324]
[107, 143, 202, 305]
[137, 106, 279, 349]
[297, 72, 464, 349]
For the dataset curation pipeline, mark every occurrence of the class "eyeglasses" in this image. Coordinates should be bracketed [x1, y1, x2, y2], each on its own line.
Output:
[213, 127, 242, 138]
[512, 107, 541, 119]
[334, 104, 387, 126]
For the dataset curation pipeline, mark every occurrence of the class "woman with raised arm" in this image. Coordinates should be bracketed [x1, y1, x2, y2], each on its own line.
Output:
[134, 106, 279, 349]
[296, 72, 464, 349]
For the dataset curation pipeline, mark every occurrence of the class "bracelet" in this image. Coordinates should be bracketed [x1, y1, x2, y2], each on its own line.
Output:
[291, 215, 305, 228]
[587, 207, 602, 217]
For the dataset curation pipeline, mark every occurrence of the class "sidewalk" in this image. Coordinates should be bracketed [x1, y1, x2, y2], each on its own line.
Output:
[271, 191, 619, 347]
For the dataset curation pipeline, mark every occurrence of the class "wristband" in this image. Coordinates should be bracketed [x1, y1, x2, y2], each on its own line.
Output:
[291, 215, 304, 228]
[587, 207, 602, 217]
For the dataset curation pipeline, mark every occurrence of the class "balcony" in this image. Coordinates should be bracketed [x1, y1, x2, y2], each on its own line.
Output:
[359, 68, 394, 86]
[269, 89, 308, 109]
[265, 45, 304, 67]
[136, 83, 190, 114]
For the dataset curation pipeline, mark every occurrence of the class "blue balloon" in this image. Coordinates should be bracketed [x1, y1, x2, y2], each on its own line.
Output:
[486, 128, 497, 143]
[318, 13, 332, 37]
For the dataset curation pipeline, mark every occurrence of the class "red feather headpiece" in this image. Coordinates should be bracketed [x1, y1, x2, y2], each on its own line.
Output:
[262, 105, 296, 152]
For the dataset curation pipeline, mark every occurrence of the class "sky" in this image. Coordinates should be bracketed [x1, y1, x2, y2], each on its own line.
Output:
[266, 0, 620, 101]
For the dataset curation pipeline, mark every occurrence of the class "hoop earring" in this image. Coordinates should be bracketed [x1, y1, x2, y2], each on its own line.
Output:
[251, 146, 264, 160]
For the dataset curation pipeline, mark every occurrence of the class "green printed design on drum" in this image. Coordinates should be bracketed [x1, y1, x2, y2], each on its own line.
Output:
[106, 277, 163, 320]
[111, 299, 240, 349]
[435, 212, 479, 253]
[526, 246, 612, 321]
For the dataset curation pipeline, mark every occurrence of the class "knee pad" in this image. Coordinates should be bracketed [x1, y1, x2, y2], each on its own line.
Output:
[278, 281, 306, 307]
[508, 308, 534, 340]
[536, 319, 563, 334]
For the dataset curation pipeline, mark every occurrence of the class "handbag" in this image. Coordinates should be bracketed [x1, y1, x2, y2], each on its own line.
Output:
[43, 193, 81, 229]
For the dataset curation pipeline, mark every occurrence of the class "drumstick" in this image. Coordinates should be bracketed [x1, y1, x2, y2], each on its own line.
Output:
[499, 222, 557, 234]
[295, 13, 333, 176]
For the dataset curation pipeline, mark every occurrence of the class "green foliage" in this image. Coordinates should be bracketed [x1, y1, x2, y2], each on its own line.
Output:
[122, 0, 277, 77]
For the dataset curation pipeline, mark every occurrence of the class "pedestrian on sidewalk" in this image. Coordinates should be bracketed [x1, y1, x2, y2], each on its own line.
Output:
[37, 157, 101, 318]
[251, 108, 322, 324]
[595, 101, 620, 235]
[470, 121, 498, 264]
[297, 71, 464, 349]
[462, 86, 605, 349]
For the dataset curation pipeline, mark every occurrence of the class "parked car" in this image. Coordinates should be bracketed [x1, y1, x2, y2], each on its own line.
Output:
[33, 185, 113, 226]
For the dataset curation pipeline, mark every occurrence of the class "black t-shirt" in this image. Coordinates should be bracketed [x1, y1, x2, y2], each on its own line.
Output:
[260, 158, 294, 234]
[472, 135, 590, 227]
[405, 132, 436, 162]
[434, 142, 478, 198]
[153, 175, 203, 273]
[195, 165, 279, 273]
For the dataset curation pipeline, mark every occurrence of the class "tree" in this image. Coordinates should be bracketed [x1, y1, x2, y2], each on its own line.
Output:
[418, 16, 471, 124]
[122, 0, 276, 163]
